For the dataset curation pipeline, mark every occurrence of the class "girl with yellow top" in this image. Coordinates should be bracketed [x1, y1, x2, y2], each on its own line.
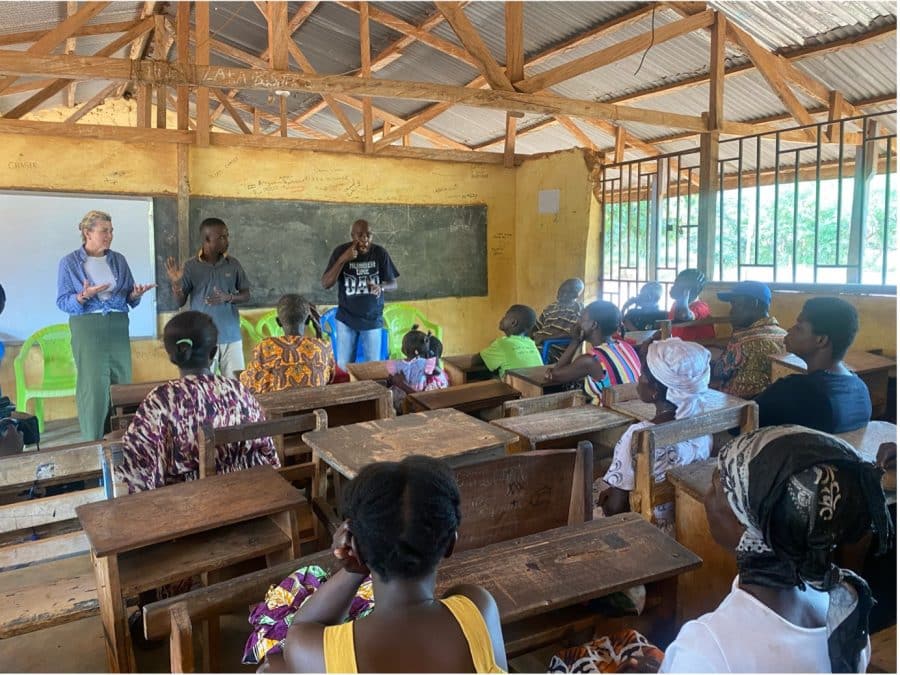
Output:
[257, 455, 507, 674]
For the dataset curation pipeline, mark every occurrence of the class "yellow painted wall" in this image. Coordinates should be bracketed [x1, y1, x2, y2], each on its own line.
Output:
[514, 149, 597, 313]
[1, 124, 894, 424]
[0, 131, 516, 421]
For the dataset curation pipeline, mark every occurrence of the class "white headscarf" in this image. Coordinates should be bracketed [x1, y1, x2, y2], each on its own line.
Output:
[645, 338, 717, 419]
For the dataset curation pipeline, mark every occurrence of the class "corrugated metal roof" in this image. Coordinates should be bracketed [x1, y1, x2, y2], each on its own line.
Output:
[0, 1, 894, 159]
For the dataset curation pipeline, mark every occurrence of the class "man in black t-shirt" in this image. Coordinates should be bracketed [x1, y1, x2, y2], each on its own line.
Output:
[322, 219, 399, 369]
[754, 297, 871, 433]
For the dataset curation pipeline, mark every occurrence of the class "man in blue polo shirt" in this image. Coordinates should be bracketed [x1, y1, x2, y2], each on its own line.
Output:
[165, 217, 250, 378]
[322, 219, 399, 369]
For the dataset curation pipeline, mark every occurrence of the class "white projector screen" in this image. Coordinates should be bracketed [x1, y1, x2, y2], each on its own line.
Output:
[0, 191, 157, 342]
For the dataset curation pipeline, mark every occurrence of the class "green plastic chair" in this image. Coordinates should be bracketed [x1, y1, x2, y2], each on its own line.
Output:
[382, 304, 443, 360]
[256, 310, 284, 339]
[13, 323, 78, 433]
[240, 315, 262, 349]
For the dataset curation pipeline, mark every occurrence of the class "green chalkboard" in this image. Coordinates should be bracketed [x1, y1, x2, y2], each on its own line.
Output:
[153, 196, 488, 311]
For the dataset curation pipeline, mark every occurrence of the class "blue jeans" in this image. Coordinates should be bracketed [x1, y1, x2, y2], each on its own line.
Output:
[335, 319, 383, 370]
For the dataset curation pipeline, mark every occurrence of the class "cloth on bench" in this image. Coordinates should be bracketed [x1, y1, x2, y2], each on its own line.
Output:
[242, 565, 374, 664]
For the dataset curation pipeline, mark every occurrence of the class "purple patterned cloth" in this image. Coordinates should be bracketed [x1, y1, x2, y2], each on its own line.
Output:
[242, 565, 375, 665]
[119, 374, 279, 493]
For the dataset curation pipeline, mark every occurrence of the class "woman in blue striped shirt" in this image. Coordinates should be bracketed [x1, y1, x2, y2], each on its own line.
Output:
[56, 210, 155, 440]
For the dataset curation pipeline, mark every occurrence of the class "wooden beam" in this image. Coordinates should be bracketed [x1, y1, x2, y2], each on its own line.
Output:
[614, 125, 625, 162]
[177, 142, 190, 261]
[2, 18, 154, 119]
[332, 94, 467, 149]
[827, 90, 844, 143]
[359, 1, 373, 153]
[208, 1, 318, 124]
[0, 19, 140, 47]
[153, 14, 167, 129]
[195, 1, 210, 146]
[0, 117, 194, 143]
[0, 54, 710, 131]
[503, 113, 516, 168]
[373, 4, 661, 152]
[253, 107, 260, 134]
[725, 18, 816, 140]
[266, 1, 289, 71]
[338, 2, 479, 68]
[176, 3, 189, 130]
[286, 41, 361, 141]
[63, 81, 117, 123]
[279, 95, 287, 137]
[515, 10, 715, 94]
[436, 2, 513, 92]
[503, 1, 523, 165]
[556, 115, 598, 151]
[0, 1, 109, 95]
[709, 12, 725, 131]
[115, 0, 157, 96]
[137, 83, 151, 127]
[64, 1, 79, 107]
[212, 88, 251, 134]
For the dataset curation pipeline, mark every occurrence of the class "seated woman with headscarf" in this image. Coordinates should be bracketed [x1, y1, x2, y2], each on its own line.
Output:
[661, 425, 893, 672]
[550, 426, 893, 673]
[597, 338, 717, 531]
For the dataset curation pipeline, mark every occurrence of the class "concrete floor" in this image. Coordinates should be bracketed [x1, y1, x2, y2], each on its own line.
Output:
[0, 611, 260, 673]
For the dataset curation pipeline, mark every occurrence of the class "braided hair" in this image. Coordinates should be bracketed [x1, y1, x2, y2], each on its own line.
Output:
[341, 456, 461, 582]
[401, 324, 442, 360]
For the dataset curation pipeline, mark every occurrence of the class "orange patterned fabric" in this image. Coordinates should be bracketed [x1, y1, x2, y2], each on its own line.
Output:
[240, 336, 335, 394]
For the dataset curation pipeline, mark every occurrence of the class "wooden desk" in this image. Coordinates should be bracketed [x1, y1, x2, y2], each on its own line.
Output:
[346, 360, 391, 383]
[435, 514, 700, 641]
[145, 514, 701, 663]
[769, 351, 896, 418]
[667, 459, 737, 624]
[491, 405, 632, 460]
[836, 421, 897, 462]
[443, 353, 493, 385]
[405, 380, 521, 417]
[257, 380, 392, 426]
[76, 466, 304, 672]
[869, 625, 896, 673]
[504, 364, 566, 398]
[607, 389, 747, 422]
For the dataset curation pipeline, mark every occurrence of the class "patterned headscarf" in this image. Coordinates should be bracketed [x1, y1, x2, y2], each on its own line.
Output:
[645, 338, 717, 419]
[717, 425, 893, 672]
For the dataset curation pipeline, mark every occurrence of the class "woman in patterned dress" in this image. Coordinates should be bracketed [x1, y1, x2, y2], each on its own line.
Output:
[119, 310, 279, 493]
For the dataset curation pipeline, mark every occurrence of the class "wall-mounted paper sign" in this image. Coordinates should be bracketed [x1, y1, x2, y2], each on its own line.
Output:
[538, 188, 560, 214]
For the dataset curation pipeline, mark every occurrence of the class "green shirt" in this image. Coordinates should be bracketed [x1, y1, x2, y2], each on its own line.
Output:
[480, 335, 543, 378]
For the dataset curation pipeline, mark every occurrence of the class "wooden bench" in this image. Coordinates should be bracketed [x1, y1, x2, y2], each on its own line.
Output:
[404, 379, 521, 418]
[502, 390, 586, 417]
[346, 360, 391, 383]
[869, 625, 896, 673]
[630, 401, 759, 523]
[108, 380, 169, 430]
[0, 441, 110, 639]
[257, 380, 393, 427]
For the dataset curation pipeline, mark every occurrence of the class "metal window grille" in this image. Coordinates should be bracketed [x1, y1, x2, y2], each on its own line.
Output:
[599, 111, 897, 308]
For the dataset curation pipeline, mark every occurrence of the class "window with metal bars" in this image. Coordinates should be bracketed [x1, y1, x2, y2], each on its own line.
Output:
[599, 111, 896, 309]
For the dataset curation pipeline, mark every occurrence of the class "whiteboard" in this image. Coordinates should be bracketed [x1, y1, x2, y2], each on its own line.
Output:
[0, 192, 157, 341]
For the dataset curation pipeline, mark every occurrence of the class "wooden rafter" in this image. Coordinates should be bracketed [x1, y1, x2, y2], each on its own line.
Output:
[195, 1, 210, 145]
[265, 0, 289, 137]
[64, 81, 117, 123]
[3, 18, 154, 120]
[212, 88, 251, 134]
[339, 2, 479, 68]
[64, 1, 79, 107]
[176, 3, 189, 130]
[0, 54, 710, 131]
[0, 19, 139, 47]
[515, 10, 715, 94]
[115, 0, 156, 96]
[332, 95, 468, 149]
[0, 1, 109, 96]
[436, 2, 513, 92]
[359, 1, 373, 152]
[503, 1, 523, 167]
[153, 14, 167, 129]
[286, 41, 361, 141]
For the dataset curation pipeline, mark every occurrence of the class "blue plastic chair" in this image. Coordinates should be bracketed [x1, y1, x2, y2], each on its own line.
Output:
[321, 307, 388, 364]
[540, 338, 571, 364]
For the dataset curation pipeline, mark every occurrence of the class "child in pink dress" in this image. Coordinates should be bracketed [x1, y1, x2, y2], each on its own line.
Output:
[387, 324, 448, 412]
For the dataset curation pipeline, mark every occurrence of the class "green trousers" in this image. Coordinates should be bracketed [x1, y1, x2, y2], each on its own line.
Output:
[69, 312, 132, 441]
